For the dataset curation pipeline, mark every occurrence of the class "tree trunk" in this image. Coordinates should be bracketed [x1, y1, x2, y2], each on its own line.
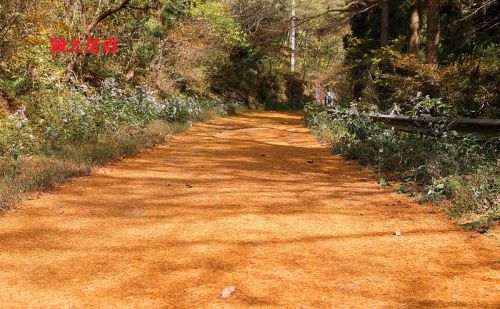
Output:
[302, 30, 308, 80]
[290, 0, 296, 72]
[380, 0, 389, 46]
[408, 0, 421, 53]
[426, 0, 440, 64]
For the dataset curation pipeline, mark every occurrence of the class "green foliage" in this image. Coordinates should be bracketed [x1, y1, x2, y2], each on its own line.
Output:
[0, 109, 39, 159]
[161, 0, 192, 28]
[1, 76, 31, 96]
[1, 79, 231, 162]
[459, 215, 500, 233]
[0, 119, 176, 210]
[0, 81, 231, 210]
[161, 97, 227, 122]
[191, 1, 248, 47]
[146, 18, 166, 39]
[443, 164, 500, 217]
[304, 103, 500, 220]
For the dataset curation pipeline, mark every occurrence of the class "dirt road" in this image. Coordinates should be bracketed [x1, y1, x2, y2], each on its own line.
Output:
[0, 112, 498, 308]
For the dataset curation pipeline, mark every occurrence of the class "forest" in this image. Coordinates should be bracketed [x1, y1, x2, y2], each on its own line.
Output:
[0, 1, 499, 307]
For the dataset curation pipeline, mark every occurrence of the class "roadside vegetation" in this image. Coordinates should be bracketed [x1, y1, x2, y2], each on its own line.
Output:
[302, 0, 499, 230]
[0, 80, 235, 209]
[305, 105, 499, 229]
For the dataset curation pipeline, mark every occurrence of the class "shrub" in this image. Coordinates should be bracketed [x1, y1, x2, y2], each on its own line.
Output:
[340, 45, 500, 118]
[0, 108, 39, 159]
[305, 103, 500, 221]
[3, 79, 230, 158]
[0, 79, 232, 210]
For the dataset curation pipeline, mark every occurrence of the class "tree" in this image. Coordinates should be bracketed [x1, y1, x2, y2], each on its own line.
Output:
[290, 0, 296, 72]
[66, 0, 133, 74]
[426, 0, 440, 63]
[408, 0, 421, 53]
[380, 0, 389, 46]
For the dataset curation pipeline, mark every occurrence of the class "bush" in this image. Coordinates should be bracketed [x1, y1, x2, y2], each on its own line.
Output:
[340, 45, 500, 118]
[0, 119, 187, 210]
[0, 108, 39, 159]
[0, 79, 232, 210]
[2, 79, 230, 158]
[305, 103, 500, 222]
[161, 97, 227, 122]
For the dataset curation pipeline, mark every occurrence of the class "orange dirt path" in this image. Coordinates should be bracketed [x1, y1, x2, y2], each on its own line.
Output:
[0, 112, 498, 308]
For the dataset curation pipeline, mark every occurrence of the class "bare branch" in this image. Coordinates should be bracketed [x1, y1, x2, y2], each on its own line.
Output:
[458, 0, 496, 22]
[85, 0, 132, 35]
[66, 0, 133, 76]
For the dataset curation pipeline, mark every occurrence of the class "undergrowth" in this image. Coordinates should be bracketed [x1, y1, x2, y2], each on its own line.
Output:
[0, 79, 242, 210]
[304, 103, 500, 231]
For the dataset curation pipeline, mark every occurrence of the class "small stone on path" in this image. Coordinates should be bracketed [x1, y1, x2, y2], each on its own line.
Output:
[394, 230, 402, 236]
[221, 285, 235, 299]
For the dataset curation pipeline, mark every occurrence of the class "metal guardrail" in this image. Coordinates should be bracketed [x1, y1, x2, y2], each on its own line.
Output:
[370, 114, 500, 136]
[326, 109, 500, 136]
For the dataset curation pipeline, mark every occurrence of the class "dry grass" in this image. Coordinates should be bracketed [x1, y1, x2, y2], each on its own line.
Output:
[0, 120, 184, 211]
